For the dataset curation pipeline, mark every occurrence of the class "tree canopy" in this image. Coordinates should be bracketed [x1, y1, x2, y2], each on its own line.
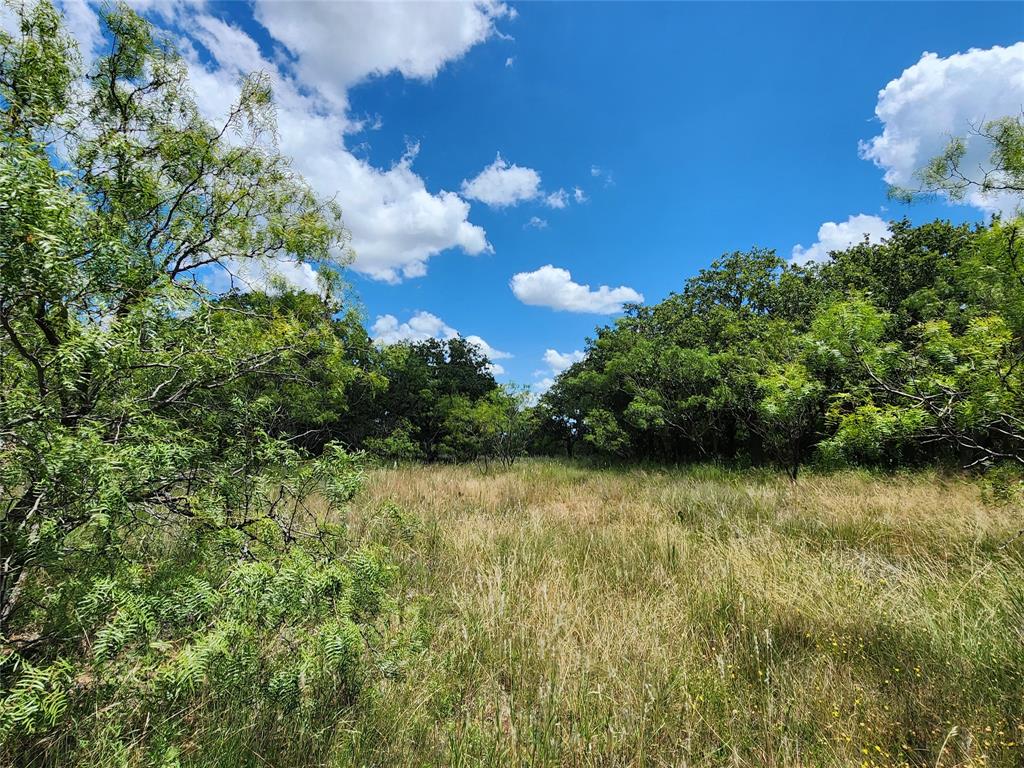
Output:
[535, 215, 1024, 477]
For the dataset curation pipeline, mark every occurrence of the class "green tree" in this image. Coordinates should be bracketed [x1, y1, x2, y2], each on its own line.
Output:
[0, 3, 394, 761]
[537, 225, 1024, 472]
[1, 0, 346, 627]
[898, 114, 1024, 207]
[752, 361, 825, 480]
[371, 337, 499, 460]
[482, 386, 535, 468]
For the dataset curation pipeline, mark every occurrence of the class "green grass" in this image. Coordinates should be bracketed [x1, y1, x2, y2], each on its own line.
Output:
[329, 460, 1023, 767]
[16, 460, 1022, 767]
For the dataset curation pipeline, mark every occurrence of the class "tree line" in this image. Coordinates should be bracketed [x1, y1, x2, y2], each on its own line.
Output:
[164, 217, 1024, 482]
[531, 218, 1024, 478]
[527, 113, 1024, 476]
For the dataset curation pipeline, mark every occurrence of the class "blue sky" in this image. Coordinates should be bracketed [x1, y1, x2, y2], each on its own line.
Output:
[49, 0, 1024, 388]
[343, 1, 1023, 386]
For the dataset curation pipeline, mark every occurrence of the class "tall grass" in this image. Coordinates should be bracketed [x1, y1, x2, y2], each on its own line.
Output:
[17, 461, 1020, 767]
[331, 460, 1023, 767]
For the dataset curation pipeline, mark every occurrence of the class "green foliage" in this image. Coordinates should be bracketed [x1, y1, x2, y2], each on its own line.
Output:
[811, 221, 1024, 469]
[364, 420, 425, 462]
[0, 655, 72, 742]
[0, 0, 76, 129]
[437, 387, 535, 467]
[980, 462, 1024, 505]
[0, 3, 403, 763]
[754, 362, 825, 479]
[819, 403, 929, 466]
[539, 215, 1024, 474]
[904, 114, 1024, 205]
[360, 337, 502, 462]
[583, 408, 632, 456]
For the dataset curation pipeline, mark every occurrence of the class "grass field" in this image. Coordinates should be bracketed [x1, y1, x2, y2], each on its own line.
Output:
[328, 460, 1024, 767]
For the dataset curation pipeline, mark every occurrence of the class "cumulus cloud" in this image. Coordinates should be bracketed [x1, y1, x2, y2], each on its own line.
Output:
[461, 153, 543, 208]
[458, 151, 587, 212]
[314, 144, 490, 282]
[252, 0, 514, 109]
[791, 214, 891, 264]
[371, 312, 510, 375]
[525, 216, 548, 229]
[510, 265, 643, 313]
[460, 154, 586, 212]
[465, 335, 513, 374]
[371, 311, 457, 345]
[533, 377, 554, 394]
[544, 189, 569, 209]
[860, 42, 1024, 216]
[57, 1, 505, 285]
[531, 348, 585, 394]
[543, 348, 585, 374]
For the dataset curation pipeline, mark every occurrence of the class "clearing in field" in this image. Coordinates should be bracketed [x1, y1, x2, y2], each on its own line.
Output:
[324, 461, 1024, 767]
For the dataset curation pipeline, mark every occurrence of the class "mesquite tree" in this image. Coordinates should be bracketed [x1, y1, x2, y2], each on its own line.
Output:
[1, 3, 392, 759]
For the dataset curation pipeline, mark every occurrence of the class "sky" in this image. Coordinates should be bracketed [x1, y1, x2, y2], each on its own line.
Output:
[33, 0, 1024, 389]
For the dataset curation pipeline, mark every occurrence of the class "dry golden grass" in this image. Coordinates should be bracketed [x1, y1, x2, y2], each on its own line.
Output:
[333, 460, 1024, 767]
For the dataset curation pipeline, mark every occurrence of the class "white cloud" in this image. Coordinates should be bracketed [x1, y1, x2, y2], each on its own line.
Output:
[466, 334, 512, 374]
[124, 0, 205, 20]
[860, 42, 1024, 216]
[371, 311, 458, 345]
[791, 214, 891, 264]
[525, 216, 548, 229]
[505, 56, 515, 68]
[196, 13, 494, 283]
[461, 153, 542, 208]
[544, 189, 568, 209]
[533, 377, 556, 395]
[543, 348, 585, 374]
[371, 312, 510, 375]
[57, 0, 105, 62]
[54, 2, 504, 284]
[589, 164, 614, 187]
[313, 143, 490, 282]
[531, 348, 585, 394]
[460, 154, 583, 213]
[510, 265, 643, 313]
[253, 0, 514, 109]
